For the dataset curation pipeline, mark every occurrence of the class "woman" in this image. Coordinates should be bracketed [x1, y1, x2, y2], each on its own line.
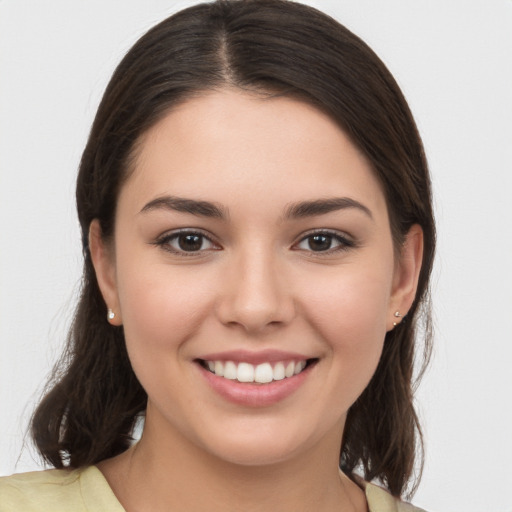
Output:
[0, 0, 434, 510]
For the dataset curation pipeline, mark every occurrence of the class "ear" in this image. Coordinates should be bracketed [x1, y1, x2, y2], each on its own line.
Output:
[387, 224, 424, 331]
[89, 219, 123, 326]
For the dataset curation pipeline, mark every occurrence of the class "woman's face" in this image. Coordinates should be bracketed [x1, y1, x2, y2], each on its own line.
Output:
[92, 89, 420, 466]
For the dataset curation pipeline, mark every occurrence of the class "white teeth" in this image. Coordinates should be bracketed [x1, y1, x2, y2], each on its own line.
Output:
[273, 362, 285, 381]
[237, 362, 254, 382]
[294, 360, 306, 375]
[223, 361, 237, 380]
[205, 359, 309, 383]
[254, 363, 273, 383]
[214, 361, 224, 377]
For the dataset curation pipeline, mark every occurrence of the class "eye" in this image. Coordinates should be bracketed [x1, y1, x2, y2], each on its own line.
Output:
[155, 230, 219, 255]
[294, 231, 354, 253]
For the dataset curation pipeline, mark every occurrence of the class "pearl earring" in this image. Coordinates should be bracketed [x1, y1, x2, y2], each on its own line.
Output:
[107, 308, 115, 321]
[393, 311, 402, 327]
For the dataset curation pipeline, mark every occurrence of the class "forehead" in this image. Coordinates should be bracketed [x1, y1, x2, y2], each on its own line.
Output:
[119, 89, 388, 221]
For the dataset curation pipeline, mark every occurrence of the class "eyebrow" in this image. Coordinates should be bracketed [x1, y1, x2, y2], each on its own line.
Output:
[139, 195, 372, 221]
[140, 196, 227, 218]
[283, 197, 373, 220]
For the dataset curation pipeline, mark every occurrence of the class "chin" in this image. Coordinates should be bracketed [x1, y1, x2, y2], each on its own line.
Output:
[206, 437, 302, 467]
[196, 417, 334, 469]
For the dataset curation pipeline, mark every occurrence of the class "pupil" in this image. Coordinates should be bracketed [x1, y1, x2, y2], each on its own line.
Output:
[309, 234, 331, 251]
[179, 234, 202, 251]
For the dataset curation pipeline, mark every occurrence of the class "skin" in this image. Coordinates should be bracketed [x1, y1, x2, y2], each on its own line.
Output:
[90, 89, 423, 512]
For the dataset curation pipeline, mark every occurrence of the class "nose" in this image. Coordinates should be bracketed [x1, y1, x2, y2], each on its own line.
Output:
[216, 247, 296, 334]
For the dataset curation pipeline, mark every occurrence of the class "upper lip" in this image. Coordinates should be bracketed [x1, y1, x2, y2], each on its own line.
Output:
[196, 349, 313, 365]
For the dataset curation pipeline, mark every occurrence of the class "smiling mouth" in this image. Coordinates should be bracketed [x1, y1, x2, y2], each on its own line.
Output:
[197, 359, 318, 384]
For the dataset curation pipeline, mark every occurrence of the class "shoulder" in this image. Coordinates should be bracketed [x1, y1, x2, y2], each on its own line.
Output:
[0, 466, 125, 512]
[0, 468, 84, 512]
[362, 480, 427, 512]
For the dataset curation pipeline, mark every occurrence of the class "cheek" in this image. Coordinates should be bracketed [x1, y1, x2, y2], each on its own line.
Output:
[116, 260, 215, 354]
[114, 263, 218, 416]
[297, 262, 393, 388]
[301, 262, 392, 335]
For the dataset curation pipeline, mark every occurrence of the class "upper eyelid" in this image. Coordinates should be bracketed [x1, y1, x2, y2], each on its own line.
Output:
[294, 228, 354, 242]
[156, 227, 217, 242]
[292, 229, 357, 254]
[154, 228, 222, 253]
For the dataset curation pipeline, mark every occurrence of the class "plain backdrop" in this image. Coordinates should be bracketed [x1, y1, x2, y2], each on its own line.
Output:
[1, 1, 511, 511]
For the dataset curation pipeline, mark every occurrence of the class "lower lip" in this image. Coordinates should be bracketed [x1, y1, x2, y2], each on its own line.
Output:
[197, 362, 314, 407]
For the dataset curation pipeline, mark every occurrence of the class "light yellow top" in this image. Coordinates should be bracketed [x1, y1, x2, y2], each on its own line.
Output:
[0, 466, 425, 511]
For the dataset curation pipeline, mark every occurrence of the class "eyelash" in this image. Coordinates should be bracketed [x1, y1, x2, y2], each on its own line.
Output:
[153, 229, 356, 256]
[292, 229, 356, 255]
[153, 229, 220, 256]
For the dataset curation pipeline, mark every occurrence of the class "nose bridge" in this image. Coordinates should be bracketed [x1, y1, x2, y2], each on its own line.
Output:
[218, 242, 294, 332]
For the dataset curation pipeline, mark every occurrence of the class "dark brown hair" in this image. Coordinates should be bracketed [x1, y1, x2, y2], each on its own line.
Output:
[31, 0, 435, 498]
